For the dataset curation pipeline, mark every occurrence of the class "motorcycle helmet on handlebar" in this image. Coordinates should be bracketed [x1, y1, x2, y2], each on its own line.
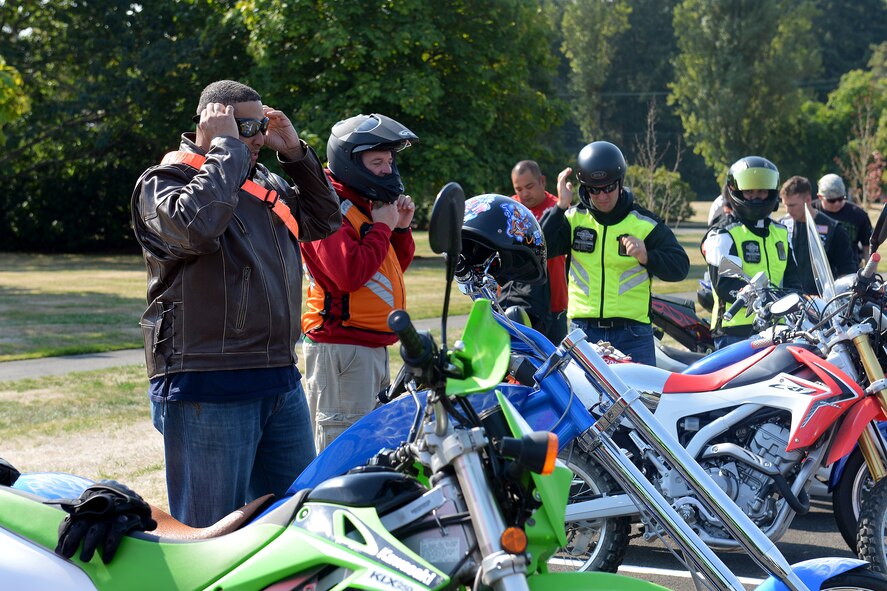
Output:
[575, 141, 627, 210]
[327, 113, 418, 203]
[458, 194, 547, 285]
[725, 156, 780, 226]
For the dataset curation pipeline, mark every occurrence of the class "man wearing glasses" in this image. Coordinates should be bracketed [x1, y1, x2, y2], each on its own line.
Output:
[131, 80, 341, 527]
[812, 173, 872, 268]
[541, 141, 689, 365]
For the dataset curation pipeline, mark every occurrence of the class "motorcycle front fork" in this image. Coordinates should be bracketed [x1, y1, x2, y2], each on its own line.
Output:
[563, 332, 812, 591]
[850, 328, 887, 482]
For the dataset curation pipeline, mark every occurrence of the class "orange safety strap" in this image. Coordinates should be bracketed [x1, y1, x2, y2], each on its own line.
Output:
[161, 151, 299, 239]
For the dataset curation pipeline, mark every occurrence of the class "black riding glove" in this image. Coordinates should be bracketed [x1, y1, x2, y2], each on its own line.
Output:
[0, 458, 20, 486]
[52, 480, 157, 564]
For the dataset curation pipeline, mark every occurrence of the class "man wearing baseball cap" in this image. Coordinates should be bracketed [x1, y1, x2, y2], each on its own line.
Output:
[812, 173, 872, 268]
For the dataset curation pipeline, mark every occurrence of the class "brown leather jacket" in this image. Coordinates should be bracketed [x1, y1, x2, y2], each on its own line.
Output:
[131, 134, 341, 379]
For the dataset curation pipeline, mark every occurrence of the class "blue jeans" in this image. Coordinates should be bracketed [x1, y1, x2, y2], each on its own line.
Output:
[151, 383, 316, 527]
[570, 320, 656, 366]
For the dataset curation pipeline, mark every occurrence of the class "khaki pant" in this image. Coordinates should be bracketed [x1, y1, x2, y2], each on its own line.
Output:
[302, 340, 390, 452]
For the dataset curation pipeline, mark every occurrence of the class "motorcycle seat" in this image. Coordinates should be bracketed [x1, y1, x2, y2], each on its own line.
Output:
[148, 493, 277, 540]
[662, 346, 774, 393]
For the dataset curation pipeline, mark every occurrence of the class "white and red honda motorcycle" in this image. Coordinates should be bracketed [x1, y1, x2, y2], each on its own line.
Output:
[553, 204, 887, 573]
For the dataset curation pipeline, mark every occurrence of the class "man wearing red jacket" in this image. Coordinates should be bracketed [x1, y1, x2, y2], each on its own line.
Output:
[300, 114, 418, 451]
[504, 160, 569, 343]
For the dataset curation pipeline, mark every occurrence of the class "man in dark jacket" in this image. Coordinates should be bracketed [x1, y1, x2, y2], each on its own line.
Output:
[541, 141, 689, 365]
[779, 175, 856, 294]
[131, 80, 341, 527]
[499, 160, 569, 343]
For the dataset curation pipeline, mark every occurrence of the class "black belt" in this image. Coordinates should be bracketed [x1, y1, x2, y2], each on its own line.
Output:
[577, 317, 641, 329]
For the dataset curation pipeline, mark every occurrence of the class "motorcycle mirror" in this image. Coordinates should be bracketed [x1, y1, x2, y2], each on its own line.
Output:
[429, 182, 465, 259]
[805, 204, 835, 300]
[428, 182, 466, 350]
[718, 257, 750, 282]
[871, 202, 887, 252]
[769, 292, 802, 317]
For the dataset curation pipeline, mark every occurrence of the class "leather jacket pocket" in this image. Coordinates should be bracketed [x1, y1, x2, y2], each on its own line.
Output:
[235, 267, 252, 331]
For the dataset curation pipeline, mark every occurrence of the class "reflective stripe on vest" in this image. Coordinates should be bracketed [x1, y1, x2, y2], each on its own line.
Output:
[565, 208, 655, 323]
[160, 151, 300, 239]
[302, 199, 406, 334]
[712, 222, 789, 329]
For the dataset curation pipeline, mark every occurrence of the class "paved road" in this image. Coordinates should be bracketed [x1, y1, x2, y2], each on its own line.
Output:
[613, 498, 856, 590]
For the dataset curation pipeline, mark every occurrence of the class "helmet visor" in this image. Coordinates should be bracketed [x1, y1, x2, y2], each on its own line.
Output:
[732, 167, 778, 191]
[352, 140, 412, 155]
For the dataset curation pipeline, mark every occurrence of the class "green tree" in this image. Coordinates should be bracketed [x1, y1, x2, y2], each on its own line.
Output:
[828, 69, 887, 206]
[0, 0, 250, 251]
[558, 0, 631, 141]
[669, 0, 821, 177]
[0, 57, 30, 145]
[627, 101, 694, 224]
[235, 0, 566, 211]
[812, 0, 887, 97]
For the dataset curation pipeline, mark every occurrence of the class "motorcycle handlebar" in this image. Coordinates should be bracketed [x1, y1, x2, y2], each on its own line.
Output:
[723, 294, 748, 322]
[860, 252, 881, 281]
[388, 310, 434, 370]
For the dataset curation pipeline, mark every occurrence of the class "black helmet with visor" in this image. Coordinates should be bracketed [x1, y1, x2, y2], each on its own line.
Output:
[327, 113, 418, 203]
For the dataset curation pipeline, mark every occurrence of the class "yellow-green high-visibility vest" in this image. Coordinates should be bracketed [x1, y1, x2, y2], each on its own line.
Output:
[712, 221, 789, 330]
[565, 208, 657, 323]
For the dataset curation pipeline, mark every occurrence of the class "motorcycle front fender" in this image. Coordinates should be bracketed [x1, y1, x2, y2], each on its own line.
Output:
[826, 397, 885, 465]
[528, 571, 669, 591]
[829, 421, 887, 488]
[753, 557, 869, 591]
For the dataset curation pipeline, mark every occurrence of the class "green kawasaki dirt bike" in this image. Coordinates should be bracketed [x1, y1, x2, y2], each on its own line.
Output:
[0, 185, 668, 591]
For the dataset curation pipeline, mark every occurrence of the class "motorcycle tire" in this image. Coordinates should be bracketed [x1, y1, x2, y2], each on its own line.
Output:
[834, 447, 873, 552]
[858, 476, 887, 573]
[820, 567, 887, 591]
[550, 444, 630, 573]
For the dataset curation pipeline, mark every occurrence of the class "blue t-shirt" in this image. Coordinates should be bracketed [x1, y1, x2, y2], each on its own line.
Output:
[149, 366, 300, 403]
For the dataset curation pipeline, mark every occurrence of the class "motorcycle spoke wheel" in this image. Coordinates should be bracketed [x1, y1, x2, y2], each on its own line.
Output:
[548, 446, 630, 573]
[835, 448, 874, 552]
[858, 477, 887, 573]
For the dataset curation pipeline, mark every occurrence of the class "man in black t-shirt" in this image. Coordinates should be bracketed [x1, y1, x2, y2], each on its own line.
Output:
[780, 176, 856, 293]
[812, 173, 872, 268]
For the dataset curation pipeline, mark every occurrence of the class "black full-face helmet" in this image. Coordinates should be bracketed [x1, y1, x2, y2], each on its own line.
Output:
[575, 141, 627, 209]
[459, 194, 547, 285]
[327, 113, 418, 203]
[725, 156, 780, 226]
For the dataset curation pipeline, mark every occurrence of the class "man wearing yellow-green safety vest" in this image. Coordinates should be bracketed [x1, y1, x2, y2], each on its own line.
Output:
[702, 156, 802, 349]
[540, 141, 690, 366]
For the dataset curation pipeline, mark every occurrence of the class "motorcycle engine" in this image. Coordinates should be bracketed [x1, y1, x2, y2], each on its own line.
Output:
[697, 420, 803, 535]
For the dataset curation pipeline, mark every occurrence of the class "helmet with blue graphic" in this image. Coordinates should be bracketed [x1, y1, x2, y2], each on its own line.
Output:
[725, 156, 780, 226]
[327, 113, 418, 203]
[459, 194, 547, 285]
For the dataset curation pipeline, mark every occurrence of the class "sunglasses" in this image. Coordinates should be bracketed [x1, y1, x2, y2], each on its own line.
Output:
[824, 195, 846, 203]
[191, 115, 270, 138]
[585, 180, 620, 195]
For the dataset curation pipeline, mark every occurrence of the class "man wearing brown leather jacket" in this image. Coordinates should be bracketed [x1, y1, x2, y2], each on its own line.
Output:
[131, 80, 341, 527]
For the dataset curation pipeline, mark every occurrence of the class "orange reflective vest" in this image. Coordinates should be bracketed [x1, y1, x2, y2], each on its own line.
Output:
[160, 151, 300, 238]
[302, 200, 406, 334]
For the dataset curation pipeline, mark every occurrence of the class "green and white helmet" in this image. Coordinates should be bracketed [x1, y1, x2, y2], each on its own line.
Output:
[725, 156, 780, 225]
